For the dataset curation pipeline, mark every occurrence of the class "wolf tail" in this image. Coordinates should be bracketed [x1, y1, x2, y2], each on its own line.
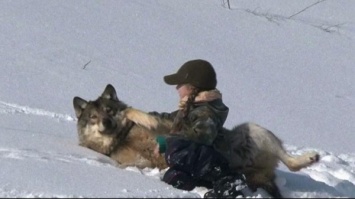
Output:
[247, 123, 320, 172]
[276, 146, 320, 171]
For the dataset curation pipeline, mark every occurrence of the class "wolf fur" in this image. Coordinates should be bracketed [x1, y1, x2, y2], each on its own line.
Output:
[73, 84, 320, 198]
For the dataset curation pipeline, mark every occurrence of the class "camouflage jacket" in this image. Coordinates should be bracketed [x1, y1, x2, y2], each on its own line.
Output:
[150, 98, 229, 146]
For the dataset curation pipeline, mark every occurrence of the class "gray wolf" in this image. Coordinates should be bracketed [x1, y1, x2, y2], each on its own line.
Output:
[72, 84, 320, 198]
[73, 84, 171, 169]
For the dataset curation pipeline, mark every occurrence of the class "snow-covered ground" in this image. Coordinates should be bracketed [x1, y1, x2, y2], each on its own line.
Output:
[0, 0, 354, 197]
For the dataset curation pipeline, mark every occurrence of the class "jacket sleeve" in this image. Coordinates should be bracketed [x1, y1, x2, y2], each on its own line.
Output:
[181, 106, 220, 146]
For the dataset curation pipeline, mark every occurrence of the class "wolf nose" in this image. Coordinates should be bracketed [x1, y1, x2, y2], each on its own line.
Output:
[103, 118, 114, 128]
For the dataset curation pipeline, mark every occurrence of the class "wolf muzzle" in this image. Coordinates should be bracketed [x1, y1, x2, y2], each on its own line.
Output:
[100, 118, 117, 135]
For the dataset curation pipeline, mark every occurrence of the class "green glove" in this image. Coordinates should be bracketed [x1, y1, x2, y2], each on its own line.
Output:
[155, 135, 167, 153]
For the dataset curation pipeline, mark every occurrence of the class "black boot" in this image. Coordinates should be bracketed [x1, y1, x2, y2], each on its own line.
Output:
[204, 173, 247, 198]
[162, 167, 197, 191]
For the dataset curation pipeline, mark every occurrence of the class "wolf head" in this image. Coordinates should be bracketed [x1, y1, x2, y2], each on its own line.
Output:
[73, 84, 129, 155]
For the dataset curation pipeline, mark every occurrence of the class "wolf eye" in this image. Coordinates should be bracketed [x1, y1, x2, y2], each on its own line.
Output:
[103, 106, 111, 112]
[104, 107, 116, 115]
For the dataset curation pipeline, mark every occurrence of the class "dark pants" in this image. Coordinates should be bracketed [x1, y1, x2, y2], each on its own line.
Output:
[162, 137, 230, 191]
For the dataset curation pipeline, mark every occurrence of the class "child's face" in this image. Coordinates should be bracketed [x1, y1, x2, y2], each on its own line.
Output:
[176, 84, 193, 99]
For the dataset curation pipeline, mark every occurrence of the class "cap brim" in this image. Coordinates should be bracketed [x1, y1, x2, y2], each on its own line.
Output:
[164, 73, 182, 85]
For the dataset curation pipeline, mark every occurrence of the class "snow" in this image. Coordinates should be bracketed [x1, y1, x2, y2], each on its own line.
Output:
[0, 0, 354, 197]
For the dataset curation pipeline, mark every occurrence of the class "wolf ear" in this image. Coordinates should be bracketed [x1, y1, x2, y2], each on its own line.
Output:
[101, 84, 119, 101]
[73, 97, 88, 118]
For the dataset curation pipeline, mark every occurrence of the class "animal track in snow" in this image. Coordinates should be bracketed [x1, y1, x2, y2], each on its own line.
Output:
[0, 148, 116, 168]
[301, 151, 355, 196]
[0, 101, 75, 122]
[0, 187, 80, 198]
